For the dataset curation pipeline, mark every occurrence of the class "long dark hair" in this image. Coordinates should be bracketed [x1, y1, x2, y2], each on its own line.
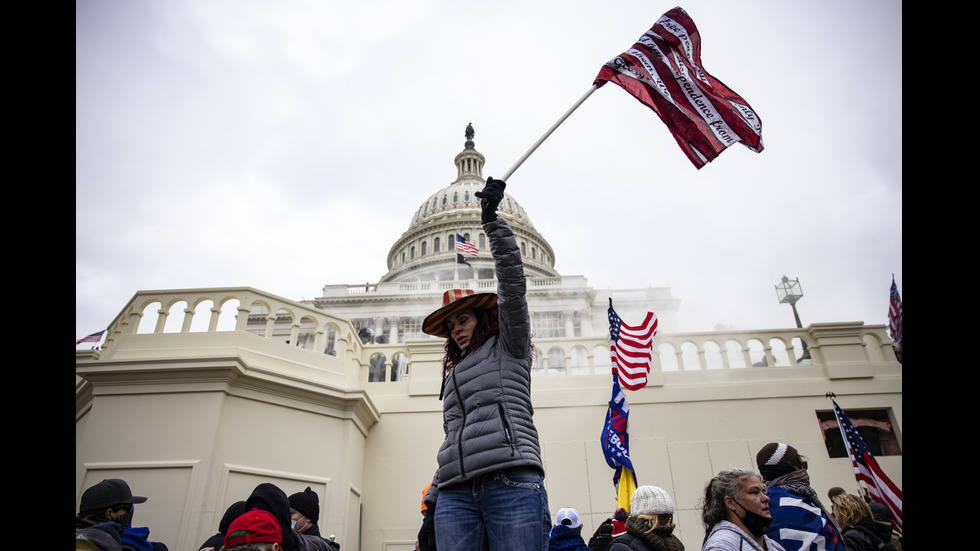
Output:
[700, 468, 758, 540]
[441, 308, 499, 378]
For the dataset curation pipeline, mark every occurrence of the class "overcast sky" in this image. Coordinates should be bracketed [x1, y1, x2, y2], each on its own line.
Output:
[76, 0, 902, 346]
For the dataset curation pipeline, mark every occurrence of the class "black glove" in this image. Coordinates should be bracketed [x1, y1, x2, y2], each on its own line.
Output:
[475, 177, 506, 224]
[417, 509, 436, 551]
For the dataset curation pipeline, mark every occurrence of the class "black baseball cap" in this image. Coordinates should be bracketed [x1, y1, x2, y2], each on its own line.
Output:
[80, 479, 148, 513]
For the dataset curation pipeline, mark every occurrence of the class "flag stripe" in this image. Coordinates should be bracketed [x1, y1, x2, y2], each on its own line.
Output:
[609, 303, 658, 390]
[455, 234, 478, 256]
[76, 330, 105, 345]
[888, 279, 902, 344]
[594, 6, 763, 169]
[832, 398, 902, 534]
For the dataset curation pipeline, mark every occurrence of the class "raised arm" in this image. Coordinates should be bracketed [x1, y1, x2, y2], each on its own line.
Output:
[477, 178, 531, 360]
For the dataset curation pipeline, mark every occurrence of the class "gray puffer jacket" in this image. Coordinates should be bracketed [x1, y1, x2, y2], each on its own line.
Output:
[427, 218, 542, 501]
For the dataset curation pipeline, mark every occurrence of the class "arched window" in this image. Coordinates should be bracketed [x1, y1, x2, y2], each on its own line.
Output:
[548, 347, 565, 372]
[369, 353, 387, 382]
[391, 352, 409, 381]
[421, 241, 427, 256]
[434, 237, 441, 252]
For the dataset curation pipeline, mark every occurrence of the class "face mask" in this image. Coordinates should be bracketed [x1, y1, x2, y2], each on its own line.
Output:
[732, 499, 772, 538]
[290, 519, 297, 529]
[110, 510, 133, 531]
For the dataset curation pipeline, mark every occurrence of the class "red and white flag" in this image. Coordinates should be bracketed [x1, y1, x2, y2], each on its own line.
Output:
[608, 300, 658, 390]
[832, 398, 902, 534]
[594, 6, 763, 169]
[455, 234, 479, 256]
[76, 330, 105, 345]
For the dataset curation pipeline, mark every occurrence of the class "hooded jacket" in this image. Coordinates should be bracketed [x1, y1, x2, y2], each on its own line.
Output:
[548, 524, 591, 551]
[841, 517, 896, 551]
[425, 218, 542, 505]
[245, 483, 332, 551]
[198, 501, 246, 550]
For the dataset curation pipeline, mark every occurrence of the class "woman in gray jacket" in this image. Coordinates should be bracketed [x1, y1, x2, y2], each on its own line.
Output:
[700, 468, 786, 551]
[417, 177, 551, 551]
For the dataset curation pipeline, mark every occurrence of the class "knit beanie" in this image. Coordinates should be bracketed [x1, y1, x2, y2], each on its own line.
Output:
[288, 487, 319, 522]
[611, 508, 629, 537]
[630, 486, 674, 516]
[756, 442, 803, 481]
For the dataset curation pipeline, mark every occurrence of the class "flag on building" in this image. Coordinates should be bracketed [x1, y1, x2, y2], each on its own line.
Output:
[76, 330, 105, 345]
[601, 373, 638, 513]
[831, 398, 903, 534]
[593, 6, 763, 169]
[608, 299, 658, 391]
[456, 253, 471, 267]
[455, 234, 478, 256]
[888, 277, 902, 363]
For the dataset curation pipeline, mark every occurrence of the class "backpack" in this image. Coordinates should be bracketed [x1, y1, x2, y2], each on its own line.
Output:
[853, 524, 899, 551]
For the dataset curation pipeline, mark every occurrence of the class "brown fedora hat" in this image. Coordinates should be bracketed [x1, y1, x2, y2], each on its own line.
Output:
[422, 289, 498, 338]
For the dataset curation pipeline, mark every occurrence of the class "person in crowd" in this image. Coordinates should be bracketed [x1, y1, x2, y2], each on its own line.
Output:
[417, 178, 550, 551]
[76, 521, 123, 551]
[243, 483, 334, 551]
[869, 503, 901, 550]
[198, 501, 247, 550]
[289, 488, 320, 536]
[607, 486, 684, 551]
[700, 468, 787, 551]
[416, 482, 435, 551]
[755, 443, 844, 551]
[548, 507, 591, 551]
[222, 508, 284, 551]
[832, 494, 897, 551]
[587, 507, 627, 551]
[288, 487, 339, 549]
[75, 478, 168, 551]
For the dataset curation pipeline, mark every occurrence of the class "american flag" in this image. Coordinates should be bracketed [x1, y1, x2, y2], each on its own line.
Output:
[888, 277, 902, 358]
[831, 398, 902, 534]
[608, 299, 658, 391]
[455, 234, 478, 256]
[76, 330, 105, 345]
[593, 6, 763, 169]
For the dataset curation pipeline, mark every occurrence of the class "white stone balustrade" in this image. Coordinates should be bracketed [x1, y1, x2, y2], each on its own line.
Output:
[91, 287, 898, 389]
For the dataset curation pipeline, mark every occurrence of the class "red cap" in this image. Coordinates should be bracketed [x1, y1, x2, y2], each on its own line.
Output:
[224, 508, 282, 548]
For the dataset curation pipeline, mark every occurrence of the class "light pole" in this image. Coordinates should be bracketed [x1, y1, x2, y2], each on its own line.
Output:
[775, 275, 810, 361]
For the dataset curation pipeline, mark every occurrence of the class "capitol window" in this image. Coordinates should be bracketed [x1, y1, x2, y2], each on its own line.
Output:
[398, 318, 424, 342]
[434, 237, 441, 252]
[533, 312, 565, 339]
[815, 408, 902, 457]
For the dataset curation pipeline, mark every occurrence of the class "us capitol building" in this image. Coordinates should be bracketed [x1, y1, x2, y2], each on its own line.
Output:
[76, 125, 902, 551]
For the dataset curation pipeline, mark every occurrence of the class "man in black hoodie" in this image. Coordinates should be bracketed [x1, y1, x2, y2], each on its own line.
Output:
[198, 501, 247, 550]
[245, 483, 333, 551]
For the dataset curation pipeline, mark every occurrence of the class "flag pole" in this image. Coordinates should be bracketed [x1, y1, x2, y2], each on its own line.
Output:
[501, 84, 600, 182]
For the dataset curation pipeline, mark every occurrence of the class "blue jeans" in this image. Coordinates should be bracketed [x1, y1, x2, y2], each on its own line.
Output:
[434, 467, 551, 551]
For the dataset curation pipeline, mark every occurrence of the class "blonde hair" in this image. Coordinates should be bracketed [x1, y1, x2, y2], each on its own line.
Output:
[832, 493, 872, 529]
[633, 513, 672, 534]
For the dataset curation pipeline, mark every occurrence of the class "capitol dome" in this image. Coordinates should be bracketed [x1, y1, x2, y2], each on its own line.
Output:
[380, 124, 559, 283]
